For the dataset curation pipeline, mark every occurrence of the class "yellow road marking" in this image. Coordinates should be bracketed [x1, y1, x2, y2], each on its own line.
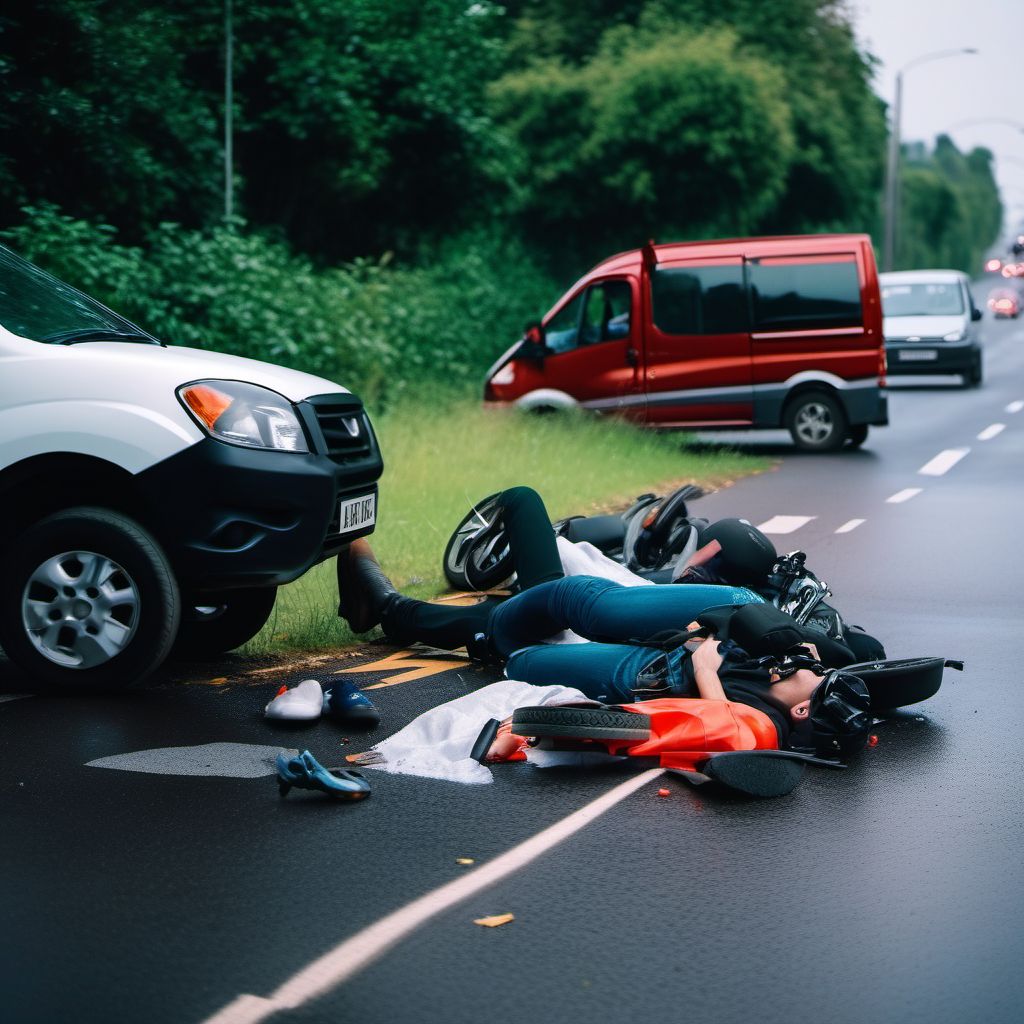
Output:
[336, 650, 469, 688]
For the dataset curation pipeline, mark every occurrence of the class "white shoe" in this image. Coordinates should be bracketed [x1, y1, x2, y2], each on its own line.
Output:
[264, 679, 324, 721]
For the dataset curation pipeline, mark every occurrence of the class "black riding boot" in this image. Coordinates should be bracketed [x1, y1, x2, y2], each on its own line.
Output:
[336, 540, 398, 633]
[380, 593, 500, 656]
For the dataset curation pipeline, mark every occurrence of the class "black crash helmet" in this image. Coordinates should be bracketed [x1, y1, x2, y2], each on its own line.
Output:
[789, 669, 872, 759]
[701, 518, 778, 583]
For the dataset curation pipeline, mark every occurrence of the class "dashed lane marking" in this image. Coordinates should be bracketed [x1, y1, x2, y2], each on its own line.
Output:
[887, 488, 922, 504]
[918, 448, 970, 476]
[835, 519, 865, 534]
[978, 423, 1005, 441]
[200, 767, 666, 1024]
[1006, 400, 1023, 414]
[337, 650, 470, 688]
[756, 515, 815, 535]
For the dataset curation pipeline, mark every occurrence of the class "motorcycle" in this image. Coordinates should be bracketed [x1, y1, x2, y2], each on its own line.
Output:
[441, 487, 963, 708]
[443, 485, 839, 632]
[443, 485, 703, 593]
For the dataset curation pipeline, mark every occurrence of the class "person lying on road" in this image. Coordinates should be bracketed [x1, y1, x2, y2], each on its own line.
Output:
[429, 486, 885, 662]
[336, 537, 873, 761]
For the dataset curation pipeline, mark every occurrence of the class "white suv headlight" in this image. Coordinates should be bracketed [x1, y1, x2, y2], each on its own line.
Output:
[943, 330, 966, 342]
[178, 380, 309, 453]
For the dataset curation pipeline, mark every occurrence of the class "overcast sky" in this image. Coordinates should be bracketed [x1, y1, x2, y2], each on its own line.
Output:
[851, 0, 1024, 232]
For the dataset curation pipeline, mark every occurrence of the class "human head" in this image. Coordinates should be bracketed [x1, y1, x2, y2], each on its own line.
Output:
[767, 667, 872, 759]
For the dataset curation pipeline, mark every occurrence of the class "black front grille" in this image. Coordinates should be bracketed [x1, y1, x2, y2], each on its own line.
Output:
[304, 394, 377, 466]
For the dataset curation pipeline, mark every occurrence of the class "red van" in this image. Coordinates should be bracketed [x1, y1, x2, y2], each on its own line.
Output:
[484, 234, 888, 451]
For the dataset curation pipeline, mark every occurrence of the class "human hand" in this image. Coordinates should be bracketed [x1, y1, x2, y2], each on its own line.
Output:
[691, 638, 724, 674]
[485, 717, 529, 762]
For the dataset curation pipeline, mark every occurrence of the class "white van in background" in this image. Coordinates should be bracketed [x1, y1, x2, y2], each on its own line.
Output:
[0, 244, 382, 690]
[880, 270, 984, 387]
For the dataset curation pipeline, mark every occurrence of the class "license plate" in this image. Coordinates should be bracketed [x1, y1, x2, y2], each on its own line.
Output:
[899, 349, 937, 361]
[337, 493, 376, 534]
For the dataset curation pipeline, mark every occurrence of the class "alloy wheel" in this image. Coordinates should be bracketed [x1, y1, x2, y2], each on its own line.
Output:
[21, 549, 140, 668]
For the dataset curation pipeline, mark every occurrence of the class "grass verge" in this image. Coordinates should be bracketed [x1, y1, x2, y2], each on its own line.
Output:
[241, 400, 769, 655]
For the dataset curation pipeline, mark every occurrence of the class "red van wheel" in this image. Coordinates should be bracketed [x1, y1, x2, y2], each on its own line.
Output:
[785, 392, 848, 453]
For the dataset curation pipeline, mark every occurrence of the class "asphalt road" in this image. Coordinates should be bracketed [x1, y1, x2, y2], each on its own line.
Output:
[3, 307, 1024, 1024]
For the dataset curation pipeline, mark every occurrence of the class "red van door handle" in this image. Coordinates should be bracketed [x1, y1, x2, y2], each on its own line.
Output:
[626, 347, 638, 368]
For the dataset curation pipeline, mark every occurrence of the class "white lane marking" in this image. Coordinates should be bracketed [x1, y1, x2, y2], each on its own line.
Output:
[87, 742, 294, 778]
[835, 519, 865, 534]
[887, 488, 922, 504]
[977, 423, 1005, 441]
[1006, 400, 1023, 414]
[0, 694, 32, 705]
[201, 768, 665, 1024]
[756, 515, 815, 535]
[918, 448, 970, 476]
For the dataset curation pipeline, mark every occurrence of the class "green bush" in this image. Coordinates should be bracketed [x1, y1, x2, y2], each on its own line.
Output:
[3, 206, 559, 406]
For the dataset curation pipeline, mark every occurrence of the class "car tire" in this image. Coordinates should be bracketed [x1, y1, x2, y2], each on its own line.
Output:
[966, 358, 983, 388]
[785, 391, 848, 453]
[0, 507, 180, 691]
[847, 424, 869, 448]
[173, 586, 278, 659]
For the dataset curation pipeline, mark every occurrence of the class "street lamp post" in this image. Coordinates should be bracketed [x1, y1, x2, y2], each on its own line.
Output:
[224, 0, 234, 222]
[882, 47, 978, 272]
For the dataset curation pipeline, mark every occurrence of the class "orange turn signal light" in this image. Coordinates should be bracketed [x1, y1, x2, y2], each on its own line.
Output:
[181, 384, 233, 430]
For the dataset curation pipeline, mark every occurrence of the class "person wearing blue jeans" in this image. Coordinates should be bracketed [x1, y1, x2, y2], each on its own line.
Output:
[338, 511, 762, 706]
[489, 574, 762, 704]
[335, 486, 874, 759]
[337, 538, 861, 749]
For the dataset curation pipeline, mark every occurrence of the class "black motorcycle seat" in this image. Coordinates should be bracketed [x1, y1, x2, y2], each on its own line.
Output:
[563, 514, 626, 550]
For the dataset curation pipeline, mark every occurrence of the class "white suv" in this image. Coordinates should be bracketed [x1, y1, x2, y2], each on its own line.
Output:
[0, 244, 382, 689]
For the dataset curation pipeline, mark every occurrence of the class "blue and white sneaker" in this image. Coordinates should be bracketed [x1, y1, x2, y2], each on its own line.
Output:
[323, 682, 380, 728]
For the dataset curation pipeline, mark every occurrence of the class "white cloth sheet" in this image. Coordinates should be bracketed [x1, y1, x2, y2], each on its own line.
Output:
[359, 679, 591, 784]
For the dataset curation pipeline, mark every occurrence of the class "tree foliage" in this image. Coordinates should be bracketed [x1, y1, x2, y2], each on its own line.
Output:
[231, 0, 509, 258]
[898, 137, 1002, 273]
[0, 1, 223, 235]
[0, 0, 1005, 400]
[499, 0, 888, 247]
[492, 28, 794, 261]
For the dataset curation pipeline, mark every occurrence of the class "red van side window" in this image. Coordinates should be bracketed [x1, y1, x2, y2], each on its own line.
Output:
[546, 280, 632, 354]
[650, 264, 746, 335]
[749, 254, 861, 332]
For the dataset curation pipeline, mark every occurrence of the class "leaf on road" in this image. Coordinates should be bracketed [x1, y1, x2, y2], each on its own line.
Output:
[473, 913, 514, 928]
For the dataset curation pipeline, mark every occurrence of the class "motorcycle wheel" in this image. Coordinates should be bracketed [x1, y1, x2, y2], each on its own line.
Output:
[511, 705, 651, 740]
[442, 493, 515, 591]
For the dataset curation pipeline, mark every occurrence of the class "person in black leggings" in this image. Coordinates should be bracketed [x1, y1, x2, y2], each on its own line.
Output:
[337, 486, 563, 652]
[335, 509, 872, 759]
[337, 485, 883, 664]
